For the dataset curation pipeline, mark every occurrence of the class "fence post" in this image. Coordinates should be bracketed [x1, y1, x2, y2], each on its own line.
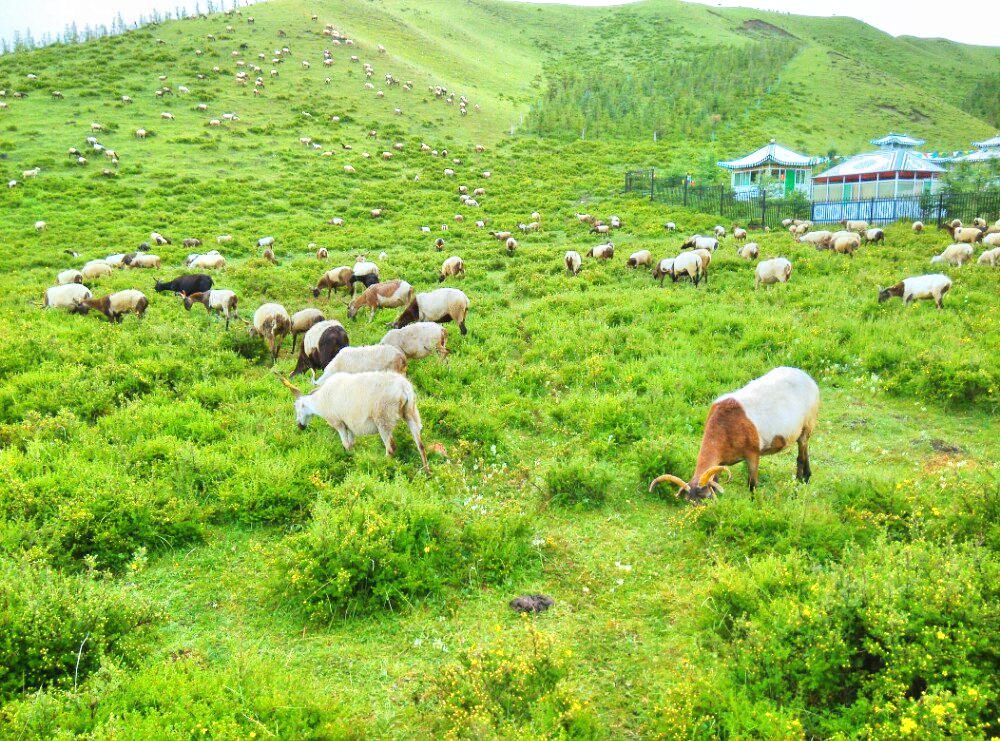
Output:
[683, 177, 688, 207]
[937, 193, 944, 229]
[720, 187, 725, 218]
[649, 169, 655, 201]
[760, 191, 767, 228]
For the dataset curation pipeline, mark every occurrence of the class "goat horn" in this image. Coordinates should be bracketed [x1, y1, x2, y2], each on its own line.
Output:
[275, 373, 302, 398]
[698, 466, 731, 487]
[649, 474, 690, 495]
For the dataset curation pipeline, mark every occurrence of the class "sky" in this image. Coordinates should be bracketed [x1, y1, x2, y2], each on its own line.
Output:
[0, 0, 995, 47]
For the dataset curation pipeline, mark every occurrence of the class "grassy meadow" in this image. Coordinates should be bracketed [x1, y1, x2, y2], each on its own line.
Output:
[1, 0, 998, 737]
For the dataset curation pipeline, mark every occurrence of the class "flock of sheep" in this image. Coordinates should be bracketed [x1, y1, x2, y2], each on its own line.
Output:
[14, 6, 1000, 495]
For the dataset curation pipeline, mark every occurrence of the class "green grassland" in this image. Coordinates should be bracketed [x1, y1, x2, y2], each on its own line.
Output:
[1, 0, 998, 737]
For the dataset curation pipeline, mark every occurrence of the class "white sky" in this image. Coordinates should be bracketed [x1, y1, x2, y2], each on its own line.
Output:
[0, 0, 996, 47]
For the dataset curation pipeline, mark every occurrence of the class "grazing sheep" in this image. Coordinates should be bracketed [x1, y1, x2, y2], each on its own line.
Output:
[57, 269, 83, 285]
[976, 247, 1000, 266]
[733, 227, 747, 241]
[312, 266, 354, 298]
[313, 345, 407, 384]
[668, 251, 705, 286]
[972, 217, 987, 229]
[930, 244, 974, 266]
[664, 222, 677, 231]
[590, 223, 611, 235]
[798, 231, 833, 249]
[755, 258, 792, 288]
[983, 233, 1000, 247]
[184, 289, 239, 329]
[154, 274, 213, 296]
[738, 243, 759, 260]
[135, 129, 147, 139]
[76, 290, 149, 322]
[831, 233, 861, 257]
[44, 283, 92, 309]
[316, 247, 328, 260]
[862, 228, 885, 245]
[946, 223, 983, 244]
[34, 220, 46, 231]
[912, 221, 924, 233]
[564, 250, 582, 276]
[290, 308, 326, 351]
[438, 257, 466, 282]
[714, 225, 726, 239]
[652, 258, 675, 286]
[123, 253, 162, 269]
[586, 242, 614, 260]
[278, 371, 429, 473]
[841, 220, 868, 233]
[627, 250, 652, 268]
[681, 235, 718, 251]
[878, 274, 952, 309]
[348, 280, 415, 322]
[434, 237, 446, 251]
[81, 261, 113, 281]
[217, 234, 234, 244]
[392, 288, 469, 335]
[150, 231, 171, 245]
[381, 322, 448, 360]
[291, 319, 350, 377]
[505, 237, 518, 254]
[649, 367, 819, 500]
[183, 237, 202, 248]
[250, 303, 292, 362]
[189, 252, 226, 269]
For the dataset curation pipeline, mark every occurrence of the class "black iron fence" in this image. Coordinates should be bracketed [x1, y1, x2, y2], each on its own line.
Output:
[624, 169, 1000, 228]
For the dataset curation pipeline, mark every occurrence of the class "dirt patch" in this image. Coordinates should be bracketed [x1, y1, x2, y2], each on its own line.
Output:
[740, 19, 798, 39]
[910, 108, 930, 123]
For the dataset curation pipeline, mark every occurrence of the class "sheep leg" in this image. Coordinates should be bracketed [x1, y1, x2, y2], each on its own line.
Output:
[335, 425, 354, 451]
[405, 414, 429, 474]
[934, 293, 944, 309]
[796, 438, 812, 483]
[377, 424, 396, 457]
[369, 306, 376, 323]
[458, 320, 467, 336]
[745, 454, 760, 492]
[291, 334, 297, 352]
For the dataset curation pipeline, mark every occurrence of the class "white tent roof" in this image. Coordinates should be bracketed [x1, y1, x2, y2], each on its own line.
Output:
[814, 149, 945, 180]
[871, 133, 924, 149]
[957, 148, 1000, 162]
[971, 134, 1000, 149]
[717, 140, 825, 170]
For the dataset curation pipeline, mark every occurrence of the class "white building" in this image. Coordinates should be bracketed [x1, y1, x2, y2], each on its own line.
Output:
[716, 140, 826, 199]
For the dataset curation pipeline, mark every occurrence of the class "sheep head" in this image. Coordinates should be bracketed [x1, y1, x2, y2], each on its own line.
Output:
[649, 465, 731, 503]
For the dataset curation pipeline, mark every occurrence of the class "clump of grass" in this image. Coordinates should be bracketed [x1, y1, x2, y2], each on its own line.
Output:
[544, 458, 612, 509]
[0, 557, 160, 701]
[271, 477, 534, 620]
[417, 624, 601, 737]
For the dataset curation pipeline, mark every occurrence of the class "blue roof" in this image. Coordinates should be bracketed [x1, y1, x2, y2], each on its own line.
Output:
[871, 133, 925, 149]
[717, 140, 826, 170]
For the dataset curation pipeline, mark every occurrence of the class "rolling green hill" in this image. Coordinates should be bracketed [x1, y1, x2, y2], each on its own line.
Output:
[0, 1, 997, 738]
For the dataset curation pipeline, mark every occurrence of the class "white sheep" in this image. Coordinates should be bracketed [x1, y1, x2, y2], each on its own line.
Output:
[652, 258, 675, 286]
[564, 251, 582, 276]
[313, 345, 407, 384]
[381, 322, 449, 360]
[250, 303, 291, 362]
[627, 250, 652, 268]
[682, 235, 718, 251]
[184, 289, 239, 329]
[738, 243, 759, 260]
[44, 283, 92, 309]
[57, 269, 83, 285]
[392, 288, 469, 335]
[439, 256, 466, 281]
[977, 247, 1000, 266]
[878, 274, 952, 309]
[755, 258, 792, 288]
[81, 260, 113, 281]
[587, 242, 614, 260]
[668, 251, 705, 286]
[930, 244, 974, 266]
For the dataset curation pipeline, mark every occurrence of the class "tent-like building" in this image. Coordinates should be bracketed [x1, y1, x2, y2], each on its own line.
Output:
[717, 140, 826, 198]
[810, 133, 945, 202]
[957, 134, 1000, 163]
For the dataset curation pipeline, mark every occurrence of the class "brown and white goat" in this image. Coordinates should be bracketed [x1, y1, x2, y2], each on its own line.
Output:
[312, 266, 354, 298]
[347, 280, 414, 322]
[392, 288, 469, 336]
[184, 289, 238, 329]
[75, 289, 149, 322]
[649, 367, 820, 502]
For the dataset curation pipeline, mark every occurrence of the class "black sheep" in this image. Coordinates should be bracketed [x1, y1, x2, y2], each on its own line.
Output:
[154, 274, 213, 297]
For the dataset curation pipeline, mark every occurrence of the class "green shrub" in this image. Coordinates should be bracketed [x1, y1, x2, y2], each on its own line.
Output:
[704, 540, 999, 737]
[272, 478, 535, 619]
[0, 557, 160, 701]
[545, 459, 612, 509]
[417, 625, 601, 737]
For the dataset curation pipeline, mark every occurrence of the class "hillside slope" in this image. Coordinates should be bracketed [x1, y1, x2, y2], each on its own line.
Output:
[0, 1, 998, 738]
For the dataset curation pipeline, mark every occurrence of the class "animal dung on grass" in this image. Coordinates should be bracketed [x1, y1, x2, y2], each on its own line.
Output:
[509, 594, 554, 614]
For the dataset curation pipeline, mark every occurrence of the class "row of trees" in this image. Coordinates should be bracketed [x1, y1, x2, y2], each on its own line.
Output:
[526, 9, 799, 143]
[0, 0, 253, 55]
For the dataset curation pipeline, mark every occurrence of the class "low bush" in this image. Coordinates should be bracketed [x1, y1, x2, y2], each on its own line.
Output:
[545, 458, 612, 509]
[271, 477, 536, 620]
[417, 624, 601, 737]
[0, 557, 160, 701]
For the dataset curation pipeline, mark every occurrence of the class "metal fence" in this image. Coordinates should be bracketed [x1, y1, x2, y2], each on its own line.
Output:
[625, 169, 1000, 228]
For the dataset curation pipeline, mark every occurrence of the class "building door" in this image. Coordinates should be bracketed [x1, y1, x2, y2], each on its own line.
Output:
[785, 170, 796, 197]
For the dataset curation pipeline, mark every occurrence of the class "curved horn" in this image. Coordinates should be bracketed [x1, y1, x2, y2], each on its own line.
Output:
[276, 374, 302, 398]
[649, 474, 690, 495]
[698, 465, 731, 487]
